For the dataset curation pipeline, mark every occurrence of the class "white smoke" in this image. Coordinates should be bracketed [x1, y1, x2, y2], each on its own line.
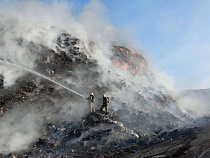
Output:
[0, 0, 117, 87]
[0, 0, 118, 154]
[175, 90, 210, 118]
[0, 106, 43, 154]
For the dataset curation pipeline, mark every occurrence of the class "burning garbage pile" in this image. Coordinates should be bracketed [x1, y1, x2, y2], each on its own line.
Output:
[111, 46, 150, 76]
[0, 23, 194, 157]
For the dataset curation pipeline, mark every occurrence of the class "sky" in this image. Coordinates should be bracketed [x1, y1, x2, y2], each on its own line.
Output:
[62, 0, 210, 90]
[3, 0, 210, 90]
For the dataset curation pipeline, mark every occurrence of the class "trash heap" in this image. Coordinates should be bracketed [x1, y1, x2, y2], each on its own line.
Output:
[0, 31, 193, 157]
[16, 111, 139, 158]
[111, 46, 150, 76]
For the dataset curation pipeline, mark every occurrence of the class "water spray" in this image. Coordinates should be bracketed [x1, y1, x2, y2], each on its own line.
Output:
[0, 59, 85, 98]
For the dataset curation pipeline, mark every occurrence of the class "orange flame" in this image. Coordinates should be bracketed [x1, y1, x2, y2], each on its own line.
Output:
[130, 49, 136, 54]
[114, 61, 129, 70]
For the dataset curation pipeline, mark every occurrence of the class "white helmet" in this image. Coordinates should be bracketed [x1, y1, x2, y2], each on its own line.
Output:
[103, 94, 106, 97]
[91, 93, 94, 95]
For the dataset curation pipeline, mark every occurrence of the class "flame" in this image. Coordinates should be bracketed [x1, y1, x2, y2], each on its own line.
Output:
[130, 49, 136, 54]
[114, 61, 129, 70]
[114, 46, 152, 76]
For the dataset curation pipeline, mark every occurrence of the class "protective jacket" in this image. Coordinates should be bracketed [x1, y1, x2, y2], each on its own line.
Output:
[103, 96, 109, 105]
[101, 96, 109, 112]
[88, 94, 94, 103]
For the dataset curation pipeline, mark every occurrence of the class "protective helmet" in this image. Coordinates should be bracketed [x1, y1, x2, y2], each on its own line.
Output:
[103, 94, 106, 97]
[91, 93, 94, 95]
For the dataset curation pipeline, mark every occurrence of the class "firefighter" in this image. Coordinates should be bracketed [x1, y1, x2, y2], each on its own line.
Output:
[87, 93, 95, 112]
[100, 94, 109, 113]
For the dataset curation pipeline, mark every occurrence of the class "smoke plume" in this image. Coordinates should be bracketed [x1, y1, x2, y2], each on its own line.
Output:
[0, 105, 43, 153]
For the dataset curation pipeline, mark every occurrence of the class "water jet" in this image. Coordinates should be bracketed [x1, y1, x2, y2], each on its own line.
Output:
[0, 59, 85, 98]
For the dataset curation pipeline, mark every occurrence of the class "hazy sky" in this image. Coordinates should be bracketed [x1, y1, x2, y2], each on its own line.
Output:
[3, 0, 210, 90]
[62, 0, 210, 90]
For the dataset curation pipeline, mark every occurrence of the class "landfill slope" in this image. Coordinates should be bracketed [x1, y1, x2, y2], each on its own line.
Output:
[0, 16, 204, 158]
[121, 118, 210, 158]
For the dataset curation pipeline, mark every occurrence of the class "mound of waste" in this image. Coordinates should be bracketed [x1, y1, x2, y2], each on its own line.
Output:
[0, 110, 198, 158]
[24, 111, 140, 157]
[0, 20, 194, 157]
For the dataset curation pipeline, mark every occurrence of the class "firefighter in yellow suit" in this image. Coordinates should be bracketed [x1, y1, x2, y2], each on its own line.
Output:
[100, 94, 109, 113]
[88, 93, 95, 112]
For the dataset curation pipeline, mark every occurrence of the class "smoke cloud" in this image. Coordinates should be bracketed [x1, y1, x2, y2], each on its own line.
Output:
[175, 90, 210, 118]
[0, 0, 117, 86]
[0, 105, 43, 153]
[0, 0, 119, 153]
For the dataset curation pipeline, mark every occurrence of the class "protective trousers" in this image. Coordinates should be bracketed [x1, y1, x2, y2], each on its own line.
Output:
[90, 102, 95, 112]
[100, 103, 108, 113]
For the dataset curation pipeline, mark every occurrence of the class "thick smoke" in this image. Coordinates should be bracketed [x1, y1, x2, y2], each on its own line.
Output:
[0, 0, 119, 153]
[0, 0, 116, 86]
[0, 105, 43, 153]
[0, 0, 115, 125]
[175, 90, 210, 118]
